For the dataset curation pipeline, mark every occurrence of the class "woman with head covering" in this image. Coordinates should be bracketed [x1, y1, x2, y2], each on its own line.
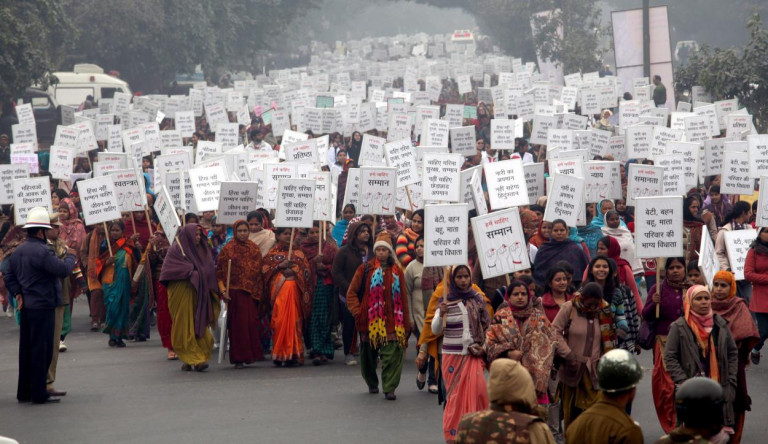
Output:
[346, 131, 363, 163]
[431, 265, 491, 442]
[56, 198, 88, 349]
[262, 227, 313, 366]
[745, 227, 768, 366]
[300, 221, 337, 365]
[552, 282, 618, 429]
[485, 280, 556, 405]
[147, 226, 175, 360]
[247, 210, 275, 257]
[332, 204, 355, 247]
[711, 270, 759, 444]
[641, 257, 690, 433]
[601, 209, 643, 280]
[529, 220, 552, 249]
[346, 239, 409, 400]
[99, 220, 141, 348]
[596, 235, 642, 311]
[683, 195, 706, 264]
[395, 209, 423, 267]
[208, 216, 233, 261]
[123, 211, 157, 342]
[583, 199, 623, 257]
[216, 220, 264, 368]
[456, 359, 556, 443]
[533, 220, 590, 289]
[159, 224, 220, 371]
[664, 285, 738, 438]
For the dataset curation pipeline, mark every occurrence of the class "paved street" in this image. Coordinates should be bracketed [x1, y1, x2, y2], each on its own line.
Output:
[0, 298, 766, 443]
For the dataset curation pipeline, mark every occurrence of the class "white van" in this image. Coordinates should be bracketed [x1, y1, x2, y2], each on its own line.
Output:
[48, 64, 132, 107]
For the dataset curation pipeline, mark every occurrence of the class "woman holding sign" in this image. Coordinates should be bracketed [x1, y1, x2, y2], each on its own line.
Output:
[159, 224, 220, 372]
[216, 220, 264, 368]
[57, 198, 87, 351]
[100, 221, 140, 348]
[300, 222, 338, 365]
[641, 257, 689, 433]
[262, 227, 313, 366]
[682, 195, 706, 264]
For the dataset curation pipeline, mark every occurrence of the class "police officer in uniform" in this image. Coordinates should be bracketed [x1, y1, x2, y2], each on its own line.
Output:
[565, 349, 644, 444]
[4, 207, 76, 404]
[655, 377, 727, 444]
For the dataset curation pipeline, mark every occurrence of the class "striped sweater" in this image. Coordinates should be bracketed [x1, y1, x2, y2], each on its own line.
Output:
[431, 303, 472, 355]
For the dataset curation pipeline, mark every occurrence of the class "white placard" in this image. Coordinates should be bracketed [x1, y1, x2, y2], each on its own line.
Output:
[342, 168, 360, 210]
[470, 170, 488, 216]
[10, 153, 39, 174]
[154, 186, 181, 243]
[634, 196, 684, 258]
[484, 158, 528, 210]
[0, 164, 29, 205]
[549, 157, 584, 178]
[650, 127, 683, 159]
[48, 145, 75, 181]
[547, 129, 574, 152]
[421, 119, 450, 147]
[195, 141, 223, 164]
[359, 167, 397, 215]
[308, 172, 333, 221]
[524, 162, 545, 204]
[459, 166, 479, 211]
[490, 119, 518, 150]
[530, 115, 558, 145]
[703, 138, 727, 177]
[358, 134, 387, 166]
[274, 179, 316, 228]
[724, 230, 757, 280]
[698, 228, 719, 288]
[450, 126, 477, 157]
[12, 176, 51, 225]
[665, 142, 700, 189]
[284, 139, 319, 164]
[472, 208, 530, 279]
[720, 150, 753, 195]
[625, 125, 653, 159]
[756, 176, 768, 228]
[107, 169, 148, 212]
[627, 164, 664, 206]
[585, 161, 621, 203]
[262, 163, 298, 210]
[384, 138, 419, 187]
[543, 174, 584, 227]
[78, 176, 122, 226]
[654, 154, 688, 197]
[748, 134, 768, 179]
[216, 181, 258, 225]
[423, 204, 468, 267]
[174, 111, 196, 137]
[421, 153, 463, 202]
[12, 124, 37, 150]
[188, 164, 228, 212]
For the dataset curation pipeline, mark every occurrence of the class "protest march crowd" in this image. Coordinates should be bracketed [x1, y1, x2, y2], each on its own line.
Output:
[2, 30, 768, 444]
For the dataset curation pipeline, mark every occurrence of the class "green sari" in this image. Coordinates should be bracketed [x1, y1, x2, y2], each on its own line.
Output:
[103, 248, 132, 340]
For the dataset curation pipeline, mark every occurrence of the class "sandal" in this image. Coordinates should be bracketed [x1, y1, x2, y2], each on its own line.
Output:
[416, 371, 427, 390]
[428, 384, 438, 394]
[167, 351, 178, 360]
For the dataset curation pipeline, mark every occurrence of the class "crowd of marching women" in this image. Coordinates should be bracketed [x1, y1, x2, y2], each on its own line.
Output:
[2, 31, 768, 443]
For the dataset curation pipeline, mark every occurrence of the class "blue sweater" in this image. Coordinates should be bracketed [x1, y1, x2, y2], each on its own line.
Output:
[4, 237, 75, 310]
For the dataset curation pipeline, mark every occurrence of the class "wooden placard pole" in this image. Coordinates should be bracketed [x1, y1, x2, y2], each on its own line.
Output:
[103, 222, 113, 257]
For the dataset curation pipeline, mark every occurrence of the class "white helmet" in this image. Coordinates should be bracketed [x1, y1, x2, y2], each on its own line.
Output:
[23, 206, 53, 229]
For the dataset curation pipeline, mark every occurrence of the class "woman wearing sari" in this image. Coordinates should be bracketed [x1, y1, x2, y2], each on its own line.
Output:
[347, 240, 409, 400]
[300, 221, 337, 365]
[533, 219, 590, 288]
[124, 211, 156, 342]
[641, 257, 689, 433]
[552, 282, 618, 430]
[159, 224, 220, 372]
[57, 198, 87, 350]
[485, 280, 556, 406]
[147, 227, 175, 360]
[247, 210, 275, 257]
[216, 220, 264, 369]
[395, 209, 423, 267]
[431, 265, 491, 443]
[665, 285, 738, 442]
[262, 227, 313, 366]
[683, 195, 705, 264]
[711, 271, 760, 444]
[99, 220, 140, 348]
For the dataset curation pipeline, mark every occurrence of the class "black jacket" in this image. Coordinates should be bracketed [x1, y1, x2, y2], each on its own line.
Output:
[4, 236, 76, 309]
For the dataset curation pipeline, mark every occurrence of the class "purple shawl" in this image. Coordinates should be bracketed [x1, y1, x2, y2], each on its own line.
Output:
[533, 238, 590, 287]
[159, 224, 218, 337]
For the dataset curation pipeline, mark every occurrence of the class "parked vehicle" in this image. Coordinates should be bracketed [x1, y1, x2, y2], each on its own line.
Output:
[15, 88, 60, 143]
[48, 64, 132, 107]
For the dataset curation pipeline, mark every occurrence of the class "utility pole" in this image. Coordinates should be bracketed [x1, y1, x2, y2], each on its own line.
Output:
[643, 0, 651, 77]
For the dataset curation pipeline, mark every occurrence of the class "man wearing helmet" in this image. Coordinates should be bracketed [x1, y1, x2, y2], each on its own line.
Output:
[4, 207, 77, 404]
[655, 377, 727, 444]
[565, 349, 644, 444]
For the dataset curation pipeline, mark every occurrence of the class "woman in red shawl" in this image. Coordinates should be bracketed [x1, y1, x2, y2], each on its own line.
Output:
[124, 211, 157, 342]
[216, 220, 264, 368]
[262, 227, 313, 366]
[147, 227, 174, 359]
[123, 210, 156, 249]
[529, 220, 552, 248]
[300, 221, 337, 364]
[597, 236, 642, 311]
[159, 224, 220, 372]
[711, 271, 760, 444]
[57, 197, 87, 348]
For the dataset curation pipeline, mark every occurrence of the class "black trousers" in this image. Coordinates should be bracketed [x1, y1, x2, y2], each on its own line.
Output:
[340, 301, 356, 356]
[18, 308, 55, 403]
